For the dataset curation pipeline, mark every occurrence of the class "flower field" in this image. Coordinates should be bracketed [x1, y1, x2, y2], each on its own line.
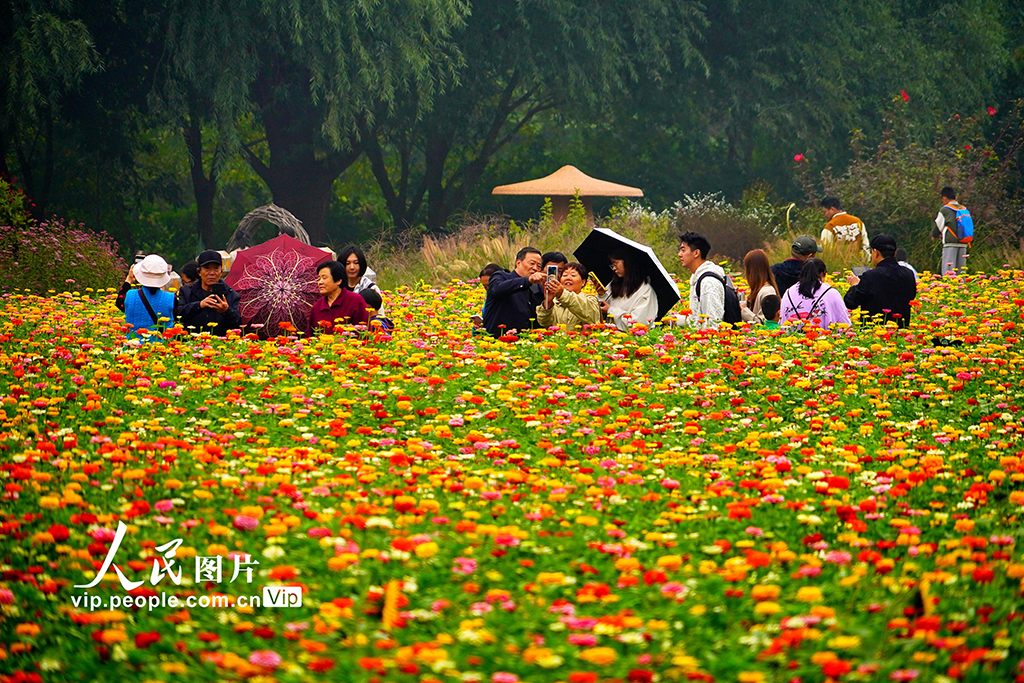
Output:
[4, 272, 1024, 683]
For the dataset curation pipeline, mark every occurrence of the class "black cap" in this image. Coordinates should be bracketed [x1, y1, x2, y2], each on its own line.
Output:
[870, 234, 897, 252]
[197, 250, 223, 267]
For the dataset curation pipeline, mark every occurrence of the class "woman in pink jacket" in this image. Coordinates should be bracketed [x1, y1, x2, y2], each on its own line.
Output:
[779, 258, 851, 330]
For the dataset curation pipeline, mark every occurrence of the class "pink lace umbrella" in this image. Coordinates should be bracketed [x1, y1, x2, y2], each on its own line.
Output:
[224, 234, 328, 338]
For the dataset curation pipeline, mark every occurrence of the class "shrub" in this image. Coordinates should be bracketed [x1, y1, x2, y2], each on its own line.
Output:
[0, 219, 128, 293]
[672, 192, 767, 263]
[0, 177, 32, 231]
[795, 99, 1024, 272]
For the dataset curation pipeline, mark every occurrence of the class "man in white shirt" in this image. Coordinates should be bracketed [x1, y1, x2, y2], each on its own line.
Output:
[675, 231, 726, 329]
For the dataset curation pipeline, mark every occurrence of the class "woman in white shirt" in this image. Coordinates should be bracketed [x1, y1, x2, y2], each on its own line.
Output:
[739, 249, 780, 324]
[599, 251, 659, 332]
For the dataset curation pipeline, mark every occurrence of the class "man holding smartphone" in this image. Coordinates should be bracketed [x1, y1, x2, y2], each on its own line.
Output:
[174, 250, 242, 336]
[482, 247, 546, 338]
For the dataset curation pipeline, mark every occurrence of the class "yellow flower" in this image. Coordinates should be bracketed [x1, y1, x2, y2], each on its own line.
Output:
[754, 602, 781, 615]
[796, 586, 823, 602]
[38, 496, 60, 510]
[414, 542, 439, 558]
[750, 585, 781, 601]
[738, 672, 765, 683]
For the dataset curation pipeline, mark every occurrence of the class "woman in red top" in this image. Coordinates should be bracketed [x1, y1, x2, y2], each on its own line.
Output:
[305, 261, 370, 336]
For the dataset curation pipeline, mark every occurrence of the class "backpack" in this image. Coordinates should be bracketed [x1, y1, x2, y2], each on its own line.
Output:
[695, 271, 743, 325]
[784, 285, 833, 331]
[943, 202, 974, 244]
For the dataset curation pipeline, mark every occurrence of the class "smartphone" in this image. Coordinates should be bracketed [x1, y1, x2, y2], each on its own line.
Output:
[470, 314, 484, 327]
[588, 272, 606, 293]
[851, 266, 869, 277]
[134, 253, 146, 264]
[211, 283, 227, 297]
[546, 264, 559, 281]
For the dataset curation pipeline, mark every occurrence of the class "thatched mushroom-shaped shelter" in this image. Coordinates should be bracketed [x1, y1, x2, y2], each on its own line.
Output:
[492, 165, 643, 226]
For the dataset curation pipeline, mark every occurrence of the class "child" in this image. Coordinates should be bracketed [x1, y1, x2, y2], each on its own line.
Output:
[359, 289, 393, 337]
[760, 294, 782, 330]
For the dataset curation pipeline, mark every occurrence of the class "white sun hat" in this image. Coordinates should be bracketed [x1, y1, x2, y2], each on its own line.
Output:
[134, 254, 171, 288]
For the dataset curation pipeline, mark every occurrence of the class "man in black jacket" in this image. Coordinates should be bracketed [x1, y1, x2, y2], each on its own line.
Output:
[174, 250, 242, 336]
[844, 235, 917, 328]
[771, 235, 822, 295]
[483, 247, 546, 338]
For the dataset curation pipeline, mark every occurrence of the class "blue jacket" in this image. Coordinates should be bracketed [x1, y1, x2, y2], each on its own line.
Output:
[125, 287, 175, 341]
[482, 270, 543, 337]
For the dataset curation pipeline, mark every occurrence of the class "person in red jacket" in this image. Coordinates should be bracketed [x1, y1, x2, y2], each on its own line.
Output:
[305, 261, 369, 336]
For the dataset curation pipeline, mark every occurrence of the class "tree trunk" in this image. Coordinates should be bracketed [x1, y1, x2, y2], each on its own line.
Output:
[247, 64, 361, 244]
[183, 116, 215, 249]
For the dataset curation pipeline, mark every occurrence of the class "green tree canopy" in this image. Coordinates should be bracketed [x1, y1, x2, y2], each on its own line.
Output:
[359, 0, 707, 232]
[158, 0, 470, 243]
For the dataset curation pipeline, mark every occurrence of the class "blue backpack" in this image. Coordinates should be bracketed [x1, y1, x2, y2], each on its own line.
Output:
[944, 202, 974, 244]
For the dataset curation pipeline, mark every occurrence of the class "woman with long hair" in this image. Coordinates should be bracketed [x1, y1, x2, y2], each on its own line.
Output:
[599, 251, 659, 332]
[778, 258, 851, 330]
[740, 249, 779, 324]
[338, 245, 384, 313]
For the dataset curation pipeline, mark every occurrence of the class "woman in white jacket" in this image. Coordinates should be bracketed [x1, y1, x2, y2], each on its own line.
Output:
[339, 245, 385, 314]
[599, 251, 659, 332]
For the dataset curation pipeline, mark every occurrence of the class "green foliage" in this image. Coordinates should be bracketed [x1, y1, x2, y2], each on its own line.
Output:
[0, 178, 32, 230]
[672, 193, 768, 263]
[800, 99, 1024, 271]
[0, 0, 101, 119]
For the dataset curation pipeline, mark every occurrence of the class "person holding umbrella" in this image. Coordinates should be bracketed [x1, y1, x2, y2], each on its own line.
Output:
[600, 251, 659, 332]
[175, 250, 242, 336]
[574, 227, 681, 332]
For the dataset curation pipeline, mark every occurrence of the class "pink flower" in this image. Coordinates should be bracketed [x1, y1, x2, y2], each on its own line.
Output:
[481, 490, 502, 500]
[453, 557, 478, 575]
[794, 153, 804, 162]
[248, 650, 282, 669]
[494, 534, 520, 547]
[0, 589, 14, 604]
[745, 527, 764, 536]
[493, 674, 519, 683]
[155, 499, 174, 513]
[307, 527, 331, 538]
[661, 478, 680, 489]
[568, 633, 599, 646]
[234, 515, 260, 531]
[890, 670, 919, 682]
[824, 550, 852, 565]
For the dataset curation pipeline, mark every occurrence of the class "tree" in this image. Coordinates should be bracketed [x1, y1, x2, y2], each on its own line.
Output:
[0, 0, 100, 217]
[159, 0, 469, 243]
[359, 0, 707, 232]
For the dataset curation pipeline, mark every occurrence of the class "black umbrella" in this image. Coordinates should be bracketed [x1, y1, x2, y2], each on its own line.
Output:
[573, 227, 681, 321]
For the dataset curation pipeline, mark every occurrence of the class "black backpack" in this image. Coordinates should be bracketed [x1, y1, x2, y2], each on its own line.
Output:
[695, 271, 743, 325]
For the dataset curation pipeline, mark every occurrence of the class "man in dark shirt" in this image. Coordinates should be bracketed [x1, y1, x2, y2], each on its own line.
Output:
[844, 234, 917, 328]
[771, 235, 822, 296]
[306, 261, 369, 336]
[174, 250, 242, 336]
[483, 247, 546, 337]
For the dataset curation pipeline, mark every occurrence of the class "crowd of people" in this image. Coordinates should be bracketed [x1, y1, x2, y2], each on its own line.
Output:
[476, 228, 917, 338]
[118, 188, 973, 340]
[115, 245, 392, 340]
